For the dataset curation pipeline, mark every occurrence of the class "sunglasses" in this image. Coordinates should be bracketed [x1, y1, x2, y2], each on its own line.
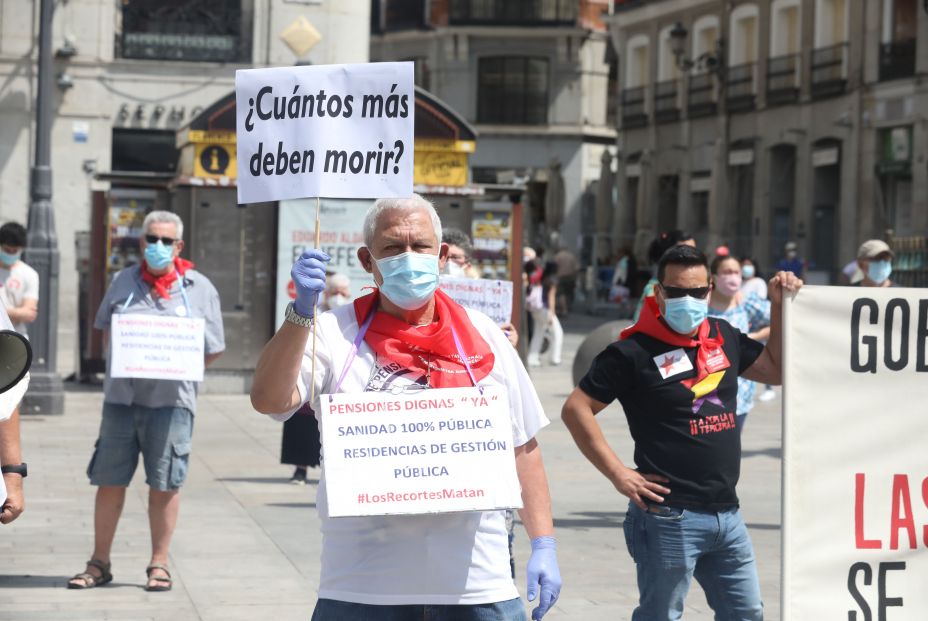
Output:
[144, 234, 177, 245]
[659, 284, 711, 299]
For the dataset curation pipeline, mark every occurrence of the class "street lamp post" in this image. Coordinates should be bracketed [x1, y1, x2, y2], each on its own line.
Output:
[668, 21, 730, 250]
[22, 0, 64, 415]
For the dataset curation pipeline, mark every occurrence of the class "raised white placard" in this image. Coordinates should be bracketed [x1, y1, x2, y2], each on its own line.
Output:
[439, 277, 513, 325]
[110, 314, 205, 382]
[236, 62, 414, 203]
[321, 385, 522, 517]
[782, 286, 928, 620]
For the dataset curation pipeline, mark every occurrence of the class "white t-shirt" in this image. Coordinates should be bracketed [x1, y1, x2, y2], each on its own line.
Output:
[0, 261, 39, 335]
[273, 302, 549, 605]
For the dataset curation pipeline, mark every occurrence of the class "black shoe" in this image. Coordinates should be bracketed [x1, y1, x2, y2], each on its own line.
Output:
[289, 467, 307, 485]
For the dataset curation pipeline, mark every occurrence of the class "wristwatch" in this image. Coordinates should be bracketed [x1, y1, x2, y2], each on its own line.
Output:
[1, 463, 27, 478]
[284, 302, 314, 328]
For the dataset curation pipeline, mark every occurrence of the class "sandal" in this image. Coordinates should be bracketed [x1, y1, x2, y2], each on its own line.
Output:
[67, 559, 113, 589]
[145, 563, 172, 592]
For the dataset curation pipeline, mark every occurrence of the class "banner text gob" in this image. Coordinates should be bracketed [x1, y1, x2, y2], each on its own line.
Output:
[783, 286, 928, 621]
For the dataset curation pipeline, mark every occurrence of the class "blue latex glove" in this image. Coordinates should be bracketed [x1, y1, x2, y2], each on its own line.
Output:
[526, 536, 561, 620]
[291, 249, 330, 316]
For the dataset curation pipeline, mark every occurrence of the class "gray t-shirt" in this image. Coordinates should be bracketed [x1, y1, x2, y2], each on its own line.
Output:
[94, 266, 225, 412]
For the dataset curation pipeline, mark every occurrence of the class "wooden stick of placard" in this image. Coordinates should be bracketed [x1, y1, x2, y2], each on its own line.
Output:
[310, 196, 321, 403]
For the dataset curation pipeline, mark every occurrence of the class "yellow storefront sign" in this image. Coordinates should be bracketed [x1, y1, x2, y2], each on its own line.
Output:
[413, 139, 475, 187]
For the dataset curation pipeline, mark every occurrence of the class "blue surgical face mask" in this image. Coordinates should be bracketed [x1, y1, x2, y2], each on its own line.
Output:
[0, 250, 21, 266]
[867, 260, 892, 284]
[375, 251, 440, 310]
[662, 296, 709, 334]
[741, 265, 755, 280]
[144, 241, 174, 270]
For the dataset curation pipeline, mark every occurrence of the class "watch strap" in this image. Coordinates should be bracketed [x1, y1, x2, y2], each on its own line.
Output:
[1, 463, 27, 477]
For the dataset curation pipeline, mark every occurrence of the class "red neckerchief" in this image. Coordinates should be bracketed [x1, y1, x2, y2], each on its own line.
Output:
[141, 258, 194, 300]
[620, 295, 726, 386]
[353, 289, 495, 388]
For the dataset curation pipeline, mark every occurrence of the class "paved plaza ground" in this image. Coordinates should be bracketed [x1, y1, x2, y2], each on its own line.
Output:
[0, 314, 784, 620]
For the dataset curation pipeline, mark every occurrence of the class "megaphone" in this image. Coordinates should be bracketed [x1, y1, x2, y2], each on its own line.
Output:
[0, 330, 31, 421]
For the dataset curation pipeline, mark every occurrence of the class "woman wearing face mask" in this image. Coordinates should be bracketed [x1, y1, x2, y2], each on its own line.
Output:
[708, 255, 771, 432]
[853, 240, 897, 288]
[739, 258, 767, 300]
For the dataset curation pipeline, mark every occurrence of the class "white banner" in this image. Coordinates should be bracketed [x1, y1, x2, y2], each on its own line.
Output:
[110, 314, 205, 381]
[783, 286, 928, 620]
[236, 62, 414, 203]
[321, 386, 522, 517]
[439, 277, 513, 325]
[276, 198, 376, 324]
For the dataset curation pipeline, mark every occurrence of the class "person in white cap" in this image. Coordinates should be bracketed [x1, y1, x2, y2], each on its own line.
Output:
[854, 240, 896, 288]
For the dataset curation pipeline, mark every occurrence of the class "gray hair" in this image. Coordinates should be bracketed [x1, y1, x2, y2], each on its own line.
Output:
[142, 210, 184, 240]
[363, 194, 441, 248]
[441, 227, 473, 258]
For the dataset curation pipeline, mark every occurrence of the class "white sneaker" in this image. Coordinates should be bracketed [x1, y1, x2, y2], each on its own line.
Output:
[758, 388, 776, 402]
[527, 357, 541, 368]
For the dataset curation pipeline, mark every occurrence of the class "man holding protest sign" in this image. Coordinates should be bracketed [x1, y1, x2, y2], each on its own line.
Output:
[562, 245, 801, 620]
[251, 195, 561, 620]
[69, 211, 225, 591]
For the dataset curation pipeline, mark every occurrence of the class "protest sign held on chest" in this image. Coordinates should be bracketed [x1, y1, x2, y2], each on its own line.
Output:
[321, 386, 522, 518]
[236, 62, 414, 203]
[783, 286, 928, 621]
[110, 314, 205, 382]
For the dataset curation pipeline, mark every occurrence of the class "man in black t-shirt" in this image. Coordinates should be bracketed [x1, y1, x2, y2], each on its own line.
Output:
[562, 245, 801, 621]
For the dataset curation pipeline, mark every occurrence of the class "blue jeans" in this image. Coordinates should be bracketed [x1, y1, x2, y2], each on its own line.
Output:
[623, 503, 763, 621]
[311, 598, 526, 621]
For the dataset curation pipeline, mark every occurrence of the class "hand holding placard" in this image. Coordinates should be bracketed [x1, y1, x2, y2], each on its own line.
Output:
[291, 249, 330, 316]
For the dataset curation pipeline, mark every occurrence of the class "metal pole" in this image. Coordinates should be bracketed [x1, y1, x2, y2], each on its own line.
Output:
[22, 0, 64, 415]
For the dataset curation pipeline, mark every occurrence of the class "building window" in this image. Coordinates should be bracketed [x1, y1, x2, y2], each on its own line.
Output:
[477, 57, 549, 125]
[450, 0, 577, 25]
[374, 0, 427, 33]
[879, 0, 917, 81]
[815, 0, 848, 47]
[117, 0, 247, 63]
[112, 129, 178, 173]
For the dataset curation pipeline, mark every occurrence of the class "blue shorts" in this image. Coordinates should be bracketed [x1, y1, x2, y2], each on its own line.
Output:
[87, 402, 193, 491]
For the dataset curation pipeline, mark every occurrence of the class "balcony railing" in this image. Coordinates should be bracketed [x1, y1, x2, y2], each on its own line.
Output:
[726, 62, 756, 112]
[653, 80, 680, 123]
[879, 38, 916, 82]
[688, 73, 717, 118]
[449, 0, 578, 25]
[811, 43, 848, 99]
[766, 54, 799, 106]
[621, 86, 649, 129]
[117, 1, 245, 63]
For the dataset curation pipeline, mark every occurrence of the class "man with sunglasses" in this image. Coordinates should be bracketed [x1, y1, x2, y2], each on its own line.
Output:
[562, 244, 801, 620]
[69, 211, 225, 592]
[251, 195, 561, 621]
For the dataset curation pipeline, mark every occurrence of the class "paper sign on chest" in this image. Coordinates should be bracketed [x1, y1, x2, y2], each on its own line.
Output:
[110, 314, 205, 382]
[321, 385, 522, 517]
[236, 62, 414, 204]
